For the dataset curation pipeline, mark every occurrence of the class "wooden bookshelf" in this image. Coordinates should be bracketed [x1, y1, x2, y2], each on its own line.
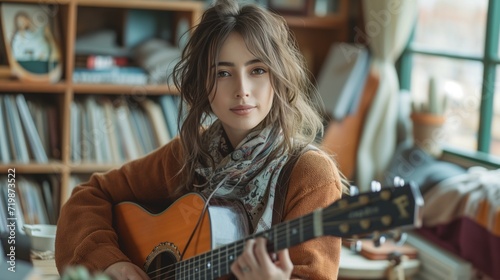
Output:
[283, 0, 351, 77]
[0, 0, 204, 218]
[0, 0, 351, 223]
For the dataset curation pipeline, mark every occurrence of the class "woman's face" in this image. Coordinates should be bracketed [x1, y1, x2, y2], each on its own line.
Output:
[16, 15, 30, 30]
[209, 32, 274, 147]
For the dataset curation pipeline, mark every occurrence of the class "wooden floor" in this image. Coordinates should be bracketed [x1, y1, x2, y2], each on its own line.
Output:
[32, 259, 59, 280]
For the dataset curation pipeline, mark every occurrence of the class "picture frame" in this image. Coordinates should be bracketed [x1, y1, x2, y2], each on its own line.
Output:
[267, 0, 315, 16]
[1, 3, 62, 83]
[0, 22, 12, 79]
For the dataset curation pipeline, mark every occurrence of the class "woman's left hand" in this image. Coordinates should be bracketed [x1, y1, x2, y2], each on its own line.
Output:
[230, 237, 293, 280]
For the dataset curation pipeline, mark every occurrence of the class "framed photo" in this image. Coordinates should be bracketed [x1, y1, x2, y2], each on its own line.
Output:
[267, 0, 315, 16]
[1, 3, 62, 83]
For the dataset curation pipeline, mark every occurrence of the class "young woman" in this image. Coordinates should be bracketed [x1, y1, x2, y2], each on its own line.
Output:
[55, 0, 347, 279]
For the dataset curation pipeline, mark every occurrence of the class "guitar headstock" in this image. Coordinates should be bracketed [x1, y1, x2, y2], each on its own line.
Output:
[322, 179, 424, 238]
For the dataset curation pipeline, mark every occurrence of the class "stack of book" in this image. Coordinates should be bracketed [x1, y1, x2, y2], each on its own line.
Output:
[70, 94, 181, 163]
[0, 94, 58, 164]
[73, 54, 148, 85]
[73, 68, 148, 85]
[73, 29, 148, 85]
[0, 175, 60, 234]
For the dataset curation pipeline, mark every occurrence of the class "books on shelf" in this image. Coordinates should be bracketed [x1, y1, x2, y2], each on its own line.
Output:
[101, 98, 123, 163]
[0, 175, 59, 234]
[115, 102, 142, 160]
[16, 94, 49, 163]
[130, 104, 156, 154]
[140, 98, 171, 146]
[133, 39, 181, 84]
[0, 94, 56, 164]
[73, 67, 148, 85]
[158, 94, 181, 138]
[70, 95, 180, 163]
[29, 100, 50, 158]
[4, 95, 30, 163]
[17, 177, 50, 225]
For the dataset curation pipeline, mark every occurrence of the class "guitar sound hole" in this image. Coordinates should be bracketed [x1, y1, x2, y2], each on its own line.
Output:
[146, 251, 177, 279]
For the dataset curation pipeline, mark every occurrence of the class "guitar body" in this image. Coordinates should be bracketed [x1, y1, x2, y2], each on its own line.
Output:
[114, 193, 250, 278]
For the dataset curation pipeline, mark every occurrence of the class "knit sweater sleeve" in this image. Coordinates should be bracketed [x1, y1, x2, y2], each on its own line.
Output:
[284, 149, 343, 280]
[55, 138, 184, 274]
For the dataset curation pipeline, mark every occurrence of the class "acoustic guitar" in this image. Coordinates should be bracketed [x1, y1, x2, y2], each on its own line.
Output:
[113, 181, 423, 280]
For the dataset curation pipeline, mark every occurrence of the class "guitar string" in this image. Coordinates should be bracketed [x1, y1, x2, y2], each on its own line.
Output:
[146, 178, 240, 279]
[146, 193, 400, 279]
[147, 194, 393, 279]
[148, 212, 389, 280]
[146, 214, 305, 279]
[178, 179, 228, 262]
[147, 219, 292, 280]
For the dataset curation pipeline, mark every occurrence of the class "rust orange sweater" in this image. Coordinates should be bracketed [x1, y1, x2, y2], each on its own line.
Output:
[55, 138, 343, 279]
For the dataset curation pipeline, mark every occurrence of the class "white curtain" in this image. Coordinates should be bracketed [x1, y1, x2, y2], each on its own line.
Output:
[356, 0, 417, 191]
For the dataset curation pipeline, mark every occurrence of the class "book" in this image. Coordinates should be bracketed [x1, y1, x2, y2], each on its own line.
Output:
[84, 97, 103, 163]
[101, 98, 123, 163]
[73, 67, 148, 85]
[28, 100, 50, 159]
[4, 95, 29, 163]
[140, 98, 171, 146]
[133, 39, 181, 84]
[74, 29, 131, 57]
[129, 105, 152, 155]
[0, 177, 25, 232]
[48, 175, 61, 219]
[0, 96, 11, 162]
[16, 94, 49, 163]
[75, 54, 129, 69]
[41, 179, 56, 224]
[159, 95, 180, 138]
[95, 97, 113, 163]
[115, 102, 141, 160]
[0, 178, 8, 233]
[30, 179, 50, 225]
[70, 101, 82, 162]
[17, 177, 49, 225]
[80, 100, 91, 162]
[46, 105, 61, 159]
[83, 96, 111, 163]
[317, 43, 370, 120]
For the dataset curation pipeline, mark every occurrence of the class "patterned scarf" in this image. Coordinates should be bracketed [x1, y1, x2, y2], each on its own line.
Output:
[196, 121, 289, 232]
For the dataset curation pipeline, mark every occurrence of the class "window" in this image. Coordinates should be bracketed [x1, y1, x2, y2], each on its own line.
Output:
[399, 0, 500, 166]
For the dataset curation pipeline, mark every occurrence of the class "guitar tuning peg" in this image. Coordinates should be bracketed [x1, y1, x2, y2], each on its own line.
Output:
[393, 176, 405, 187]
[393, 231, 408, 246]
[349, 185, 359, 196]
[349, 239, 362, 253]
[370, 181, 381, 192]
[372, 232, 386, 247]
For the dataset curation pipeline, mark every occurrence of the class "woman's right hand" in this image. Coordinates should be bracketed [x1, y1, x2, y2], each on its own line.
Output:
[104, 262, 150, 280]
[231, 238, 293, 280]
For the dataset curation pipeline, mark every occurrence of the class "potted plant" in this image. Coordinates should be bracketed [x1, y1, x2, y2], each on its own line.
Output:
[411, 77, 448, 157]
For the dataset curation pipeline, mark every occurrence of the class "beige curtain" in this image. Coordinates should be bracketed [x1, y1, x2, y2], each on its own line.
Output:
[356, 0, 417, 191]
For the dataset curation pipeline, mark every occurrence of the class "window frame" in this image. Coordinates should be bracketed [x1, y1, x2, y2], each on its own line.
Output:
[398, 0, 500, 168]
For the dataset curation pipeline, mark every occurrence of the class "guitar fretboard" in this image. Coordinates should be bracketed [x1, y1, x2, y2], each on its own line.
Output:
[174, 211, 319, 279]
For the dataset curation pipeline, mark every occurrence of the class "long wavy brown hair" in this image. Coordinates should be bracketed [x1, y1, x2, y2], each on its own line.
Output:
[172, 0, 327, 192]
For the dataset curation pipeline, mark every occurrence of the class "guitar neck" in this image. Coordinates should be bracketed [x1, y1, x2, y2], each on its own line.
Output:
[176, 211, 320, 279]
